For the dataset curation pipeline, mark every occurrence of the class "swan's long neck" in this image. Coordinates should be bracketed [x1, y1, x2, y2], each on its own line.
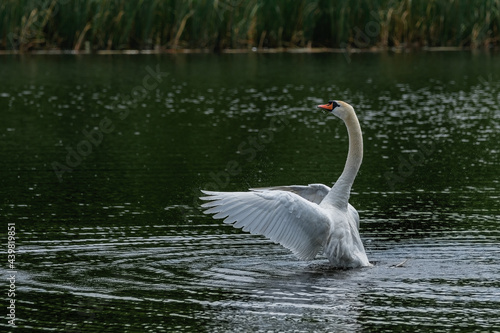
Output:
[323, 110, 363, 209]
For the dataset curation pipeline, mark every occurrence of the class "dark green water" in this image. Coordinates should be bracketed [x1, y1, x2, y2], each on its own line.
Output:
[1, 52, 499, 332]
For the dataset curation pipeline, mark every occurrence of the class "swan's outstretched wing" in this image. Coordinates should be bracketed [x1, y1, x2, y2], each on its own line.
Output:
[250, 184, 331, 205]
[200, 190, 331, 260]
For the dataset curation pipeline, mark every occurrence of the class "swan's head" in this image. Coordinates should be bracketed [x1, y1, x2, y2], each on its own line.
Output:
[317, 100, 353, 120]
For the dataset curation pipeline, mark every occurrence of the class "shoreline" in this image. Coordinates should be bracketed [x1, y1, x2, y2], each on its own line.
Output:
[0, 46, 493, 56]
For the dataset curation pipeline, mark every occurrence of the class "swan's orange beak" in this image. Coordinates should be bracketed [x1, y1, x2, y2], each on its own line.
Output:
[317, 103, 333, 111]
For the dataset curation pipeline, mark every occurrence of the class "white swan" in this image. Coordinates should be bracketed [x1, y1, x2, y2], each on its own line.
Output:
[200, 100, 371, 268]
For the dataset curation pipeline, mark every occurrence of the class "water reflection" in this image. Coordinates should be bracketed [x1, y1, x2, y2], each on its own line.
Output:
[13, 217, 500, 331]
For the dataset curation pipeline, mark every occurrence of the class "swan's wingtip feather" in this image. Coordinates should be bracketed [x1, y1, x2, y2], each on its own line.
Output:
[200, 201, 220, 208]
[199, 190, 227, 201]
[200, 189, 220, 195]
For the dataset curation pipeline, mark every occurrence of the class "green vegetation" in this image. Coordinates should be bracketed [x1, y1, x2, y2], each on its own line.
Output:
[1, 0, 499, 52]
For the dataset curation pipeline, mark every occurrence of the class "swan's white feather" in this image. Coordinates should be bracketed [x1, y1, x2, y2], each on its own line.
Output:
[251, 184, 360, 230]
[250, 184, 331, 205]
[200, 190, 330, 260]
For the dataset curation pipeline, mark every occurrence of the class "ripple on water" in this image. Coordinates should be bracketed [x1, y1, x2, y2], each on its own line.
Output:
[10, 216, 500, 332]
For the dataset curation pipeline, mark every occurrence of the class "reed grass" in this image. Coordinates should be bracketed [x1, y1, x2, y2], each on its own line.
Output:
[1, 0, 499, 51]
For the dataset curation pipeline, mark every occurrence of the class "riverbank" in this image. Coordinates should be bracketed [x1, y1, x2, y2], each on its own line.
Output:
[0, 46, 482, 56]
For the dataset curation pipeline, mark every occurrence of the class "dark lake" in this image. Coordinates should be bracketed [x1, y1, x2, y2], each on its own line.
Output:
[1, 51, 499, 332]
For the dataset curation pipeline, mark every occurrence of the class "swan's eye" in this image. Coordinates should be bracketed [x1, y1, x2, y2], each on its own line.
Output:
[329, 101, 340, 109]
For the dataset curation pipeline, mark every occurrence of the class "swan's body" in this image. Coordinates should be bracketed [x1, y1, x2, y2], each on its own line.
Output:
[200, 101, 371, 268]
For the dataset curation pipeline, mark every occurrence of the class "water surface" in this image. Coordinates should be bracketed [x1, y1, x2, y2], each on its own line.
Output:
[0, 52, 499, 332]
